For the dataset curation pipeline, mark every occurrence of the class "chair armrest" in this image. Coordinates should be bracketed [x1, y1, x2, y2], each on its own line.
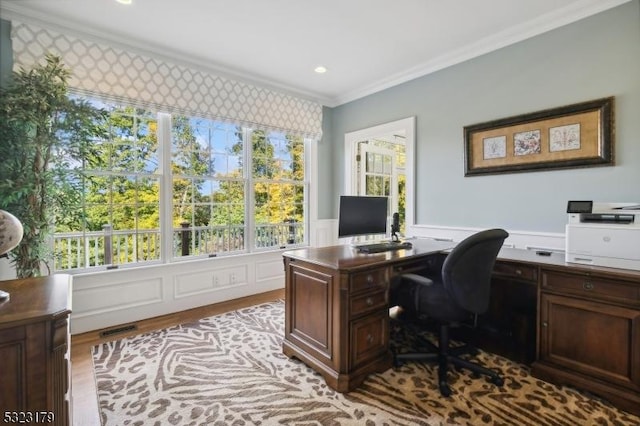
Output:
[401, 273, 434, 287]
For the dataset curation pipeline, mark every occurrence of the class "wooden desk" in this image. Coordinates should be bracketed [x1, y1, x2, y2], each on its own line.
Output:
[282, 239, 454, 392]
[0, 275, 72, 426]
[283, 242, 640, 416]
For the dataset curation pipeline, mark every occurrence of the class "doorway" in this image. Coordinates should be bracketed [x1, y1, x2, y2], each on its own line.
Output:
[344, 117, 415, 236]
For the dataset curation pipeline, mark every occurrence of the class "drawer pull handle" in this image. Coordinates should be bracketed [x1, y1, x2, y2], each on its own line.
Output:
[542, 322, 548, 327]
[366, 275, 374, 284]
[366, 297, 374, 306]
[515, 269, 522, 275]
[366, 334, 374, 344]
[583, 281, 594, 290]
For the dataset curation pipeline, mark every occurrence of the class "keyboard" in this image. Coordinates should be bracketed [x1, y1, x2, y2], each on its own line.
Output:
[357, 241, 413, 253]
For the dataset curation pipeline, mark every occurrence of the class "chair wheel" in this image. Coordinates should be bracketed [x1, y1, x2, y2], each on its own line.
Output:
[439, 382, 452, 397]
[491, 376, 504, 386]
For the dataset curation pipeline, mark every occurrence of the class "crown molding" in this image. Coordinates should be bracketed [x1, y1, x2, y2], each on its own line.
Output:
[331, 0, 632, 107]
[1, 0, 631, 108]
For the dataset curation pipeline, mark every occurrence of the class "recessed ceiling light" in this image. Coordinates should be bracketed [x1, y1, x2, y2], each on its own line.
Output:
[314, 66, 327, 74]
[115, 0, 132, 5]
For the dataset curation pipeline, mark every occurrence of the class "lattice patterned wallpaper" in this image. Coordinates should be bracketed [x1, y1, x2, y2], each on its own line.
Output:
[11, 21, 323, 139]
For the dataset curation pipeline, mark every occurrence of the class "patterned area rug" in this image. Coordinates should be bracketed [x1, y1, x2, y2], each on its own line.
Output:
[92, 301, 639, 425]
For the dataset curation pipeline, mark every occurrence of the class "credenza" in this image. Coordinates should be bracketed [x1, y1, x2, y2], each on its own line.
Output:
[534, 264, 640, 415]
[0, 275, 72, 426]
[282, 242, 640, 416]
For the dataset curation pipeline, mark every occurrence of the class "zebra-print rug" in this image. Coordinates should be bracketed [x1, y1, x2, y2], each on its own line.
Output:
[92, 300, 639, 425]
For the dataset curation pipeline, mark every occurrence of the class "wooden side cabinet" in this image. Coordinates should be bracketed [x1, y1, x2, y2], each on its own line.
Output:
[532, 267, 640, 416]
[0, 275, 72, 426]
[282, 255, 393, 392]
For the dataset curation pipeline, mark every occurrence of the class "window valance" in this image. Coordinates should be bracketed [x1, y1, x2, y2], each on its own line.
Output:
[11, 21, 323, 139]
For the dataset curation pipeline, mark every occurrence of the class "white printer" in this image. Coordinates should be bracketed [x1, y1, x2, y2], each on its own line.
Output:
[565, 201, 640, 271]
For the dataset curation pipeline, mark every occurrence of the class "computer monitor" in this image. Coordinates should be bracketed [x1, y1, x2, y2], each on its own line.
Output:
[338, 195, 388, 238]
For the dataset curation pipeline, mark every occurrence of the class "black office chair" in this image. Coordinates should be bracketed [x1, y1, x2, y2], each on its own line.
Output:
[391, 228, 509, 397]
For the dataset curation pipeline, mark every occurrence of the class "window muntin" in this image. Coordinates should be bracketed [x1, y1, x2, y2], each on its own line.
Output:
[171, 117, 247, 258]
[173, 122, 308, 256]
[252, 131, 306, 249]
[53, 97, 308, 272]
[54, 102, 161, 270]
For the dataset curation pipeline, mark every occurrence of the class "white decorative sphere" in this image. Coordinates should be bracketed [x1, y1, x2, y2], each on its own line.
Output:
[0, 210, 24, 256]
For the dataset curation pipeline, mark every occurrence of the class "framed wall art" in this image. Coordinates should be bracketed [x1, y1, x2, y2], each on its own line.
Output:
[463, 97, 614, 176]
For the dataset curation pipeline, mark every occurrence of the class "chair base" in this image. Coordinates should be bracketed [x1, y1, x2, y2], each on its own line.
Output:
[394, 324, 504, 397]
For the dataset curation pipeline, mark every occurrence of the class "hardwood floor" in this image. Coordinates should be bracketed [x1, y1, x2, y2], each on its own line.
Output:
[70, 289, 285, 426]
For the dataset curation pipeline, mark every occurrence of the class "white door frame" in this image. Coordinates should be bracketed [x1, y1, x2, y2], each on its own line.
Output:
[344, 117, 415, 229]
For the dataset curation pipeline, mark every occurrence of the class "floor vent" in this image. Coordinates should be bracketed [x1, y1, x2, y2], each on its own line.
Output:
[100, 324, 138, 338]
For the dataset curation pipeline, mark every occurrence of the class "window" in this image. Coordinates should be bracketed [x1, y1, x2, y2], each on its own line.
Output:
[252, 130, 306, 249]
[53, 97, 309, 271]
[54, 101, 161, 270]
[171, 117, 246, 257]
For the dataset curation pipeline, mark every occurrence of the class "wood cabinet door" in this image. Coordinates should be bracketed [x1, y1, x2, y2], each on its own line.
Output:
[0, 327, 28, 411]
[350, 310, 389, 369]
[539, 293, 640, 390]
[478, 265, 538, 364]
[0, 323, 50, 412]
[285, 261, 336, 367]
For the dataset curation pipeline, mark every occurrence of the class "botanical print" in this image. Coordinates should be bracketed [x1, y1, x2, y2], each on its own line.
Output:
[513, 130, 541, 156]
[550, 123, 580, 152]
[483, 136, 506, 159]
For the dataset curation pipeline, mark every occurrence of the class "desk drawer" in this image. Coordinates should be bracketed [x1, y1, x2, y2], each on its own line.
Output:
[542, 269, 640, 305]
[350, 289, 387, 318]
[392, 255, 443, 275]
[350, 268, 389, 293]
[350, 310, 388, 369]
[493, 262, 537, 282]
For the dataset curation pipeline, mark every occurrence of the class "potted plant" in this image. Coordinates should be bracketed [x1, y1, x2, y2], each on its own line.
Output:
[0, 53, 106, 278]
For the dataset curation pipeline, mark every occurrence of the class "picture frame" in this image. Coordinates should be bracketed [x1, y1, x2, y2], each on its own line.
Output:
[463, 97, 614, 176]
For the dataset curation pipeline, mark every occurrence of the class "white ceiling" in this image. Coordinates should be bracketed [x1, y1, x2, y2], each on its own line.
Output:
[0, 0, 630, 106]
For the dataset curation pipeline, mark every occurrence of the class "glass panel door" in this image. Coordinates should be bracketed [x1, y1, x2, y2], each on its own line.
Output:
[359, 145, 397, 217]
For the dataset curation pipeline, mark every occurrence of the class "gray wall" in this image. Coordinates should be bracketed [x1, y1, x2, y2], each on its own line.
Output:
[0, 19, 12, 87]
[317, 105, 334, 219]
[324, 0, 640, 233]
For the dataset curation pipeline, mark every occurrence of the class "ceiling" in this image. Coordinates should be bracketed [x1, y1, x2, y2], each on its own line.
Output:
[0, 0, 630, 106]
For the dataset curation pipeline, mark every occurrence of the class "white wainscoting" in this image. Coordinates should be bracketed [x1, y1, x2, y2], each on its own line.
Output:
[71, 251, 285, 334]
[408, 224, 565, 253]
[70, 218, 340, 334]
[305, 220, 566, 253]
[312, 219, 339, 247]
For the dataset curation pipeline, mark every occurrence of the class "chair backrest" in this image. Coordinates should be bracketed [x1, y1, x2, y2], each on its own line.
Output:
[441, 228, 508, 314]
